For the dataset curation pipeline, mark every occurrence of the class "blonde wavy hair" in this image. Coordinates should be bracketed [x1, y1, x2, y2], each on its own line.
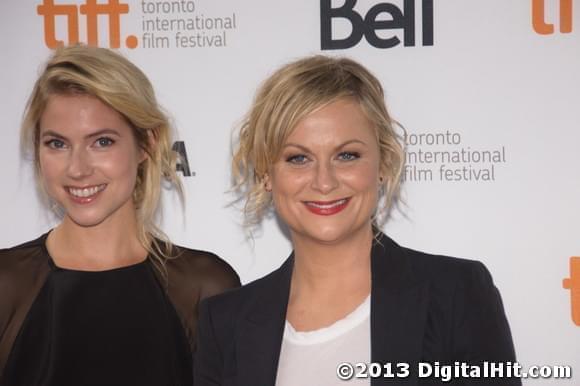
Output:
[21, 44, 182, 269]
[232, 55, 405, 228]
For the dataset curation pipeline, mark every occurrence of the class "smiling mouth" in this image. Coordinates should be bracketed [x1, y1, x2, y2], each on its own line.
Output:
[66, 184, 107, 203]
[303, 198, 350, 215]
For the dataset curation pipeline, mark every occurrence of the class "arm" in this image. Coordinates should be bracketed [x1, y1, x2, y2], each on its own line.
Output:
[451, 261, 521, 386]
[194, 299, 224, 386]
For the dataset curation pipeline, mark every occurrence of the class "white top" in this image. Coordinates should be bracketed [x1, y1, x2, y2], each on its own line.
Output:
[276, 295, 371, 386]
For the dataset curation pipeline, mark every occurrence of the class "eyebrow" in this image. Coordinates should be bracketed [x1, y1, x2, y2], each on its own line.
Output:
[282, 139, 368, 152]
[41, 128, 122, 140]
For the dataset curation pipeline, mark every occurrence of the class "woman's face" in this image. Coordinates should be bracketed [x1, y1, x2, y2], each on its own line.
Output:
[266, 98, 382, 245]
[38, 94, 144, 228]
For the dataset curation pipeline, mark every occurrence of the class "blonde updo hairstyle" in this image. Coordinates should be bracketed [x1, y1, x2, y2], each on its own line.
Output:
[232, 55, 404, 228]
[21, 44, 182, 267]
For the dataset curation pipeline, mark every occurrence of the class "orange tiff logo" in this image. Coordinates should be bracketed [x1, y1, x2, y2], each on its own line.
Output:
[563, 256, 580, 326]
[37, 0, 138, 48]
[532, 0, 573, 34]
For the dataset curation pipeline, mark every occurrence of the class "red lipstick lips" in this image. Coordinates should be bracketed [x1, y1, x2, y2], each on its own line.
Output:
[304, 198, 350, 216]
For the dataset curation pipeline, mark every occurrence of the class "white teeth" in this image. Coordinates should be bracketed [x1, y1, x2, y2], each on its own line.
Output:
[68, 185, 105, 198]
[306, 199, 347, 209]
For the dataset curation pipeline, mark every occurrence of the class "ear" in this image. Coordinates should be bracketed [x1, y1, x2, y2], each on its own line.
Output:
[263, 173, 272, 192]
[139, 148, 148, 164]
[139, 130, 156, 163]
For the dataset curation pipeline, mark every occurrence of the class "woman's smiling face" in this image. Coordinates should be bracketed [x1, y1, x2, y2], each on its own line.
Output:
[266, 98, 381, 245]
[38, 94, 144, 228]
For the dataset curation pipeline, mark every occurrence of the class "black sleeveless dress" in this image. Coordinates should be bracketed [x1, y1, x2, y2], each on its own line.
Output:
[0, 233, 240, 386]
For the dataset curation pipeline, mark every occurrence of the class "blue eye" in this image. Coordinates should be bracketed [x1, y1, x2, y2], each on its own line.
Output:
[44, 139, 67, 149]
[337, 151, 360, 161]
[286, 154, 309, 164]
[95, 137, 115, 147]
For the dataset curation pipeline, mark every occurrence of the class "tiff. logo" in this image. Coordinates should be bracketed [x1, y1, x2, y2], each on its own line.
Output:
[37, 0, 138, 48]
[563, 257, 580, 326]
[532, 0, 573, 34]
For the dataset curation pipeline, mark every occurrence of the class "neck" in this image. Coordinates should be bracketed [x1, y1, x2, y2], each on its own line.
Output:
[47, 202, 148, 270]
[290, 224, 374, 297]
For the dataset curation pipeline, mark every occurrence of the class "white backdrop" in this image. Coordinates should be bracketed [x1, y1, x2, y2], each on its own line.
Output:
[1, 0, 579, 383]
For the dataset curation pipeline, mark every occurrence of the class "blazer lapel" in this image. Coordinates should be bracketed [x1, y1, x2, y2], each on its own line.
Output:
[371, 234, 429, 386]
[236, 256, 293, 386]
[233, 234, 429, 386]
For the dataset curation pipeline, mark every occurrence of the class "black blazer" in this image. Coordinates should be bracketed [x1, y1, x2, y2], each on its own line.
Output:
[194, 233, 520, 386]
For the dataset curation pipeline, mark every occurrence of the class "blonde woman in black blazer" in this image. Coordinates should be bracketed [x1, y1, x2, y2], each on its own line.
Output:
[194, 56, 519, 386]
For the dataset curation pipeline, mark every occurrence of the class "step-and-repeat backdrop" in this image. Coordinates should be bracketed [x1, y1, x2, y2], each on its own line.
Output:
[1, 0, 578, 383]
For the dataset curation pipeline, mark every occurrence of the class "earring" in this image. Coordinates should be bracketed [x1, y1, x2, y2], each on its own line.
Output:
[263, 173, 272, 192]
[378, 177, 385, 196]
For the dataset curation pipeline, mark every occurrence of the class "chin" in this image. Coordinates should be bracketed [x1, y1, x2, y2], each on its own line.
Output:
[62, 208, 112, 228]
[67, 215, 109, 228]
[304, 217, 373, 244]
[302, 225, 352, 244]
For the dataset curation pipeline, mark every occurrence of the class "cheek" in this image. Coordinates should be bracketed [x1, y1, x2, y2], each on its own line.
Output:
[342, 162, 380, 193]
[271, 169, 309, 198]
[270, 169, 309, 215]
[38, 152, 63, 188]
[96, 148, 141, 181]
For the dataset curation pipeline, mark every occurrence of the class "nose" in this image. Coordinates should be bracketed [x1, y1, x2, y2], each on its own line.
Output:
[311, 160, 339, 194]
[67, 147, 94, 179]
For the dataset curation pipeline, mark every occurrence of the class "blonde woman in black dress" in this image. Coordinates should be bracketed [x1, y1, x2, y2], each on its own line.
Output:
[0, 45, 239, 386]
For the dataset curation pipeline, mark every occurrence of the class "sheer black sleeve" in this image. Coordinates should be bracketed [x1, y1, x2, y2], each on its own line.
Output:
[159, 246, 240, 356]
[0, 237, 51, 379]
